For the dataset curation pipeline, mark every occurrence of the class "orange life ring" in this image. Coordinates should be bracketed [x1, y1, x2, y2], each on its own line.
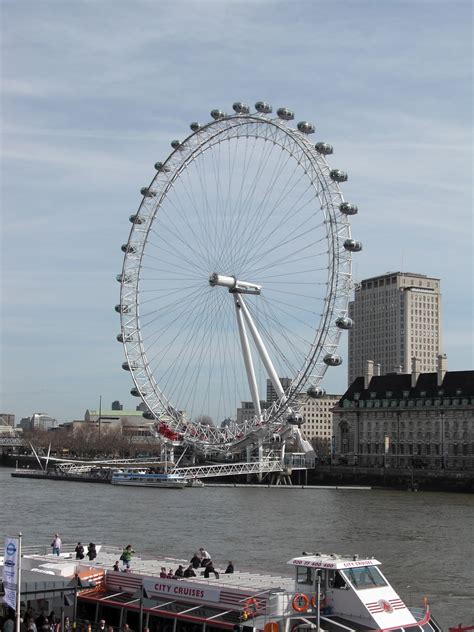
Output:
[311, 593, 326, 609]
[243, 597, 260, 619]
[292, 593, 310, 612]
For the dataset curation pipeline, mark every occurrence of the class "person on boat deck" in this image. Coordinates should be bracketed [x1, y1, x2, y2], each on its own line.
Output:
[86, 543, 97, 561]
[166, 568, 174, 578]
[75, 542, 85, 560]
[113, 560, 120, 571]
[225, 561, 234, 574]
[51, 533, 61, 556]
[174, 564, 185, 578]
[120, 545, 135, 569]
[199, 547, 211, 567]
[203, 561, 219, 579]
[183, 564, 196, 578]
[159, 567, 167, 578]
[190, 552, 201, 569]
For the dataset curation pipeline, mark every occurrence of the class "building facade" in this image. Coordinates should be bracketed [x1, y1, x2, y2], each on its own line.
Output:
[348, 272, 442, 384]
[16, 413, 59, 433]
[236, 400, 268, 425]
[333, 356, 474, 470]
[298, 393, 340, 454]
[266, 377, 292, 405]
[0, 413, 15, 428]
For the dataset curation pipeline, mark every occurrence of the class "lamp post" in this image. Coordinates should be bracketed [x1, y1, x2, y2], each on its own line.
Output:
[15, 532, 23, 632]
[98, 395, 102, 453]
[73, 575, 78, 630]
[440, 411, 445, 469]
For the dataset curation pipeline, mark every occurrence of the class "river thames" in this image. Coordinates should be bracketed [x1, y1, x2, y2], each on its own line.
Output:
[1, 467, 472, 629]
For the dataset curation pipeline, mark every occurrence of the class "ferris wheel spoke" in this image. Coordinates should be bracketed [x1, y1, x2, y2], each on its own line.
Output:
[151, 290, 220, 406]
[230, 139, 295, 271]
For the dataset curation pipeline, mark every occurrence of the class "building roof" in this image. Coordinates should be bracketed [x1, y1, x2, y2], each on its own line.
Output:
[339, 370, 474, 403]
[87, 410, 145, 417]
[357, 271, 439, 283]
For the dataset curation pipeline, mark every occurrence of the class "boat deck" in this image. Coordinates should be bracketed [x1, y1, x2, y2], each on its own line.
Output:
[22, 545, 295, 594]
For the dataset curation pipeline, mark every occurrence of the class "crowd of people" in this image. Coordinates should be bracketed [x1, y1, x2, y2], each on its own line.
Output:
[50, 535, 233, 580]
[47, 534, 97, 563]
[159, 547, 234, 580]
[75, 542, 97, 561]
[1, 608, 73, 632]
[110, 544, 233, 579]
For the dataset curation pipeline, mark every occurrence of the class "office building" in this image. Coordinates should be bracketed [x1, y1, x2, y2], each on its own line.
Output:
[266, 377, 292, 404]
[348, 272, 442, 383]
[27, 413, 58, 431]
[298, 392, 341, 454]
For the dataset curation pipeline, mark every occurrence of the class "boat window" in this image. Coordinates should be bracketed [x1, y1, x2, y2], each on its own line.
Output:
[342, 566, 387, 589]
[296, 566, 313, 584]
[328, 570, 347, 590]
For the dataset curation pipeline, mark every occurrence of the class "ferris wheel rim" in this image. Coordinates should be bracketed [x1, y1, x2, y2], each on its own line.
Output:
[118, 107, 355, 451]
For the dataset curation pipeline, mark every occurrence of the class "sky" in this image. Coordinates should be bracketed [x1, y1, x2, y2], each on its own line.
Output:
[1, 0, 472, 423]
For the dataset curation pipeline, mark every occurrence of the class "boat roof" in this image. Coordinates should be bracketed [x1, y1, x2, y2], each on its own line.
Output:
[21, 545, 295, 595]
[288, 553, 381, 570]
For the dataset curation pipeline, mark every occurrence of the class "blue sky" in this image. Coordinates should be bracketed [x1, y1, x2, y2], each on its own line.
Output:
[1, 0, 472, 422]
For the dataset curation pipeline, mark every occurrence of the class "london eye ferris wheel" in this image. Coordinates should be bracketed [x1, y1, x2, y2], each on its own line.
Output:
[116, 102, 361, 455]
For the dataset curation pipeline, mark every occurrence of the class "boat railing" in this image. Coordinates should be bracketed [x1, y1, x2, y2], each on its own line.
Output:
[21, 543, 104, 557]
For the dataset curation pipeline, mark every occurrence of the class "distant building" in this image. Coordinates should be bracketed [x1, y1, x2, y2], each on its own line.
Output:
[297, 393, 341, 450]
[333, 355, 474, 470]
[111, 400, 123, 411]
[30, 413, 58, 431]
[136, 401, 148, 412]
[85, 409, 146, 424]
[61, 418, 121, 436]
[0, 418, 16, 437]
[348, 272, 442, 384]
[19, 417, 31, 431]
[0, 413, 15, 428]
[236, 400, 268, 425]
[84, 408, 158, 439]
[266, 377, 292, 405]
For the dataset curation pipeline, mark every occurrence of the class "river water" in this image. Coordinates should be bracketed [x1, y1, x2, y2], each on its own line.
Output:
[1, 467, 472, 630]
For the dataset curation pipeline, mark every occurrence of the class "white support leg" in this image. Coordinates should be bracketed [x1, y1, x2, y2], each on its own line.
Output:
[234, 294, 262, 420]
[238, 294, 287, 402]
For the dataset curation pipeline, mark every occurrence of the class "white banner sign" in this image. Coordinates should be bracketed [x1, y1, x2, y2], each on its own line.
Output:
[143, 578, 221, 603]
[2, 537, 19, 610]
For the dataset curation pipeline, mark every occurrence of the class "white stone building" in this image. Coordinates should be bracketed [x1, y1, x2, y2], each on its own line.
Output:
[297, 393, 341, 450]
[333, 356, 474, 470]
[348, 272, 442, 384]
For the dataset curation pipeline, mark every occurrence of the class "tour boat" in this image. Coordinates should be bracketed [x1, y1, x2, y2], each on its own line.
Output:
[110, 469, 187, 488]
[6, 545, 443, 632]
[185, 477, 205, 488]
